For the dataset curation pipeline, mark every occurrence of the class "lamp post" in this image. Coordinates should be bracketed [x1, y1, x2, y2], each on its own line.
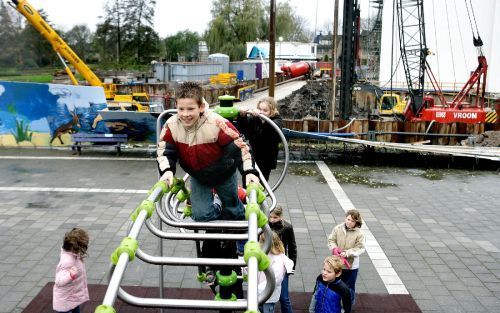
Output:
[331, 0, 339, 120]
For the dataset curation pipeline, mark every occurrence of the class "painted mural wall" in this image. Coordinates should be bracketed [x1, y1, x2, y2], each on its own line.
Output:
[0, 81, 160, 147]
[0, 81, 108, 147]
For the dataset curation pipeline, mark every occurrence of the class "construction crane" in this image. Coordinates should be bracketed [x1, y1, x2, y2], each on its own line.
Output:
[10, 0, 151, 112]
[397, 0, 487, 124]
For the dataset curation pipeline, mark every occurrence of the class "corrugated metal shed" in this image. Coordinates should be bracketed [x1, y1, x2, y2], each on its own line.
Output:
[152, 62, 223, 82]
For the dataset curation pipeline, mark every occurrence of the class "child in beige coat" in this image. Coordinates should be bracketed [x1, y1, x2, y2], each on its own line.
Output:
[327, 209, 365, 305]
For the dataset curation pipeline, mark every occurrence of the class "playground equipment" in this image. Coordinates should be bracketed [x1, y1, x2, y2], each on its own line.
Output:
[95, 108, 289, 312]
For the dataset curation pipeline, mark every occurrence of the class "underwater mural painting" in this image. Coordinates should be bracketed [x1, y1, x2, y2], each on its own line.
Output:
[0, 81, 108, 147]
[0, 81, 159, 147]
[99, 110, 159, 143]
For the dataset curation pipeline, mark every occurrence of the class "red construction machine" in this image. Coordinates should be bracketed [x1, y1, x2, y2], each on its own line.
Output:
[397, 0, 488, 124]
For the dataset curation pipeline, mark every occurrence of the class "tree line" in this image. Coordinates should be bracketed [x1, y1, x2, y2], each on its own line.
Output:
[0, 0, 311, 71]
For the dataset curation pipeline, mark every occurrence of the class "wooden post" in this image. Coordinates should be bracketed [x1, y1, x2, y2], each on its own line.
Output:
[269, 0, 276, 97]
[449, 123, 457, 145]
[331, 0, 340, 120]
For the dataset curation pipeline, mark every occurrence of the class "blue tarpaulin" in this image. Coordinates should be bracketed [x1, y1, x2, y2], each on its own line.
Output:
[248, 46, 268, 59]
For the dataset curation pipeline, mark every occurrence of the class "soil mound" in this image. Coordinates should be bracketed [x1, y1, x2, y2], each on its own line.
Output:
[461, 130, 500, 147]
[277, 80, 332, 119]
[277, 80, 374, 119]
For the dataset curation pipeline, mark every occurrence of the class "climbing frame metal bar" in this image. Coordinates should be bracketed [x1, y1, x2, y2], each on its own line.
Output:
[95, 107, 289, 313]
[101, 187, 161, 307]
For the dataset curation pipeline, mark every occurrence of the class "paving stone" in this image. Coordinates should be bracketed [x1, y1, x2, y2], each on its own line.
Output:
[0, 301, 18, 313]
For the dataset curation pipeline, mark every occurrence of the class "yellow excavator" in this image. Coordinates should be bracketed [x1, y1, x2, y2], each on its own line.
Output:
[11, 0, 150, 112]
[353, 82, 406, 117]
[378, 93, 406, 116]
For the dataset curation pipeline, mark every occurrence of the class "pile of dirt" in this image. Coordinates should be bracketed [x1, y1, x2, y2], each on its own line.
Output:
[277, 80, 333, 119]
[277, 80, 373, 119]
[461, 130, 500, 147]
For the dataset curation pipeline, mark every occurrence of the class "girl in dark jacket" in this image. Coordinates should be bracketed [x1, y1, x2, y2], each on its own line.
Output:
[237, 96, 283, 181]
[269, 205, 297, 313]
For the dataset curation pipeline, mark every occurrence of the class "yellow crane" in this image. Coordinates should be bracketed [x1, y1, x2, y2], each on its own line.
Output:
[11, 0, 150, 112]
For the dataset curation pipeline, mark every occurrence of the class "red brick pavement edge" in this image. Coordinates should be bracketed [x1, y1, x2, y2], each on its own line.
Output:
[23, 283, 422, 313]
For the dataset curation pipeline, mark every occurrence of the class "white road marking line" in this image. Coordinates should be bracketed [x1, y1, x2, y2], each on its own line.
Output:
[316, 161, 409, 295]
[0, 186, 148, 193]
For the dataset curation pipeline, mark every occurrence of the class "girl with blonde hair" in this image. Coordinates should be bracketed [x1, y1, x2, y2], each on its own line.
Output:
[237, 96, 283, 181]
[258, 231, 294, 313]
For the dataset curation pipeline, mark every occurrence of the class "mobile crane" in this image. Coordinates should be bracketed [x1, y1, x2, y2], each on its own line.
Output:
[10, 0, 150, 112]
[396, 0, 487, 124]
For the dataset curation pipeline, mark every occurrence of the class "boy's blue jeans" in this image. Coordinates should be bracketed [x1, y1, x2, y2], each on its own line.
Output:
[190, 172, 245, 222]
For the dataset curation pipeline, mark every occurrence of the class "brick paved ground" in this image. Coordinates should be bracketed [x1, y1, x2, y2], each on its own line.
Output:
[0, 148, 498, 313]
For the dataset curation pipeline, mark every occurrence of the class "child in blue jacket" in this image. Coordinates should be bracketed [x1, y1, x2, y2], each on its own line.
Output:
[309, 256, 351, 313]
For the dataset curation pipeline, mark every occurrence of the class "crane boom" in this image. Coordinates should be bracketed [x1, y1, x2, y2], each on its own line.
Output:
[11, 0, 116, 99]
[396, 0, 427, 116]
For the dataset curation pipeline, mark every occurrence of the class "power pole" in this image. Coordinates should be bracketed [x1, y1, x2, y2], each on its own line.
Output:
[269, 0, 276, 97]
[331, 0, 340, 120]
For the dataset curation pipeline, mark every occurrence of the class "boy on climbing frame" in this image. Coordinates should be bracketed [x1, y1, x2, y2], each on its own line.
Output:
[156, 81, 260, 222]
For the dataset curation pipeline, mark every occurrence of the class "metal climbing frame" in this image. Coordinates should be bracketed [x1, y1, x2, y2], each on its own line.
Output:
[94, 109, 290, 312]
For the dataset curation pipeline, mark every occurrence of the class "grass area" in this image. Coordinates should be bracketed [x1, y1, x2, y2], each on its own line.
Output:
[289, 164, 319, 176]
[0, 74, 53, 83]
[0, 68, 85, 84]
[332, 169, 397, 188]
[327, 164, 398, 188]
[288, 163, 397, 188]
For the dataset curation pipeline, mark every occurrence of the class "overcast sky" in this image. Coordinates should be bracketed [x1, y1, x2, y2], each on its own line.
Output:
[25, 0, 353, 38]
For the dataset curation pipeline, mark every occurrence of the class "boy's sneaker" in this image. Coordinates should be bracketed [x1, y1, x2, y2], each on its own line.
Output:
[213, 193, 222, 211]
[205, 270, 216, 286]
[237, 185, 247, 203]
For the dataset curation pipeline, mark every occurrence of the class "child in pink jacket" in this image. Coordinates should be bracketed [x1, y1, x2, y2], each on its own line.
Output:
[53, 228, 89, 313]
